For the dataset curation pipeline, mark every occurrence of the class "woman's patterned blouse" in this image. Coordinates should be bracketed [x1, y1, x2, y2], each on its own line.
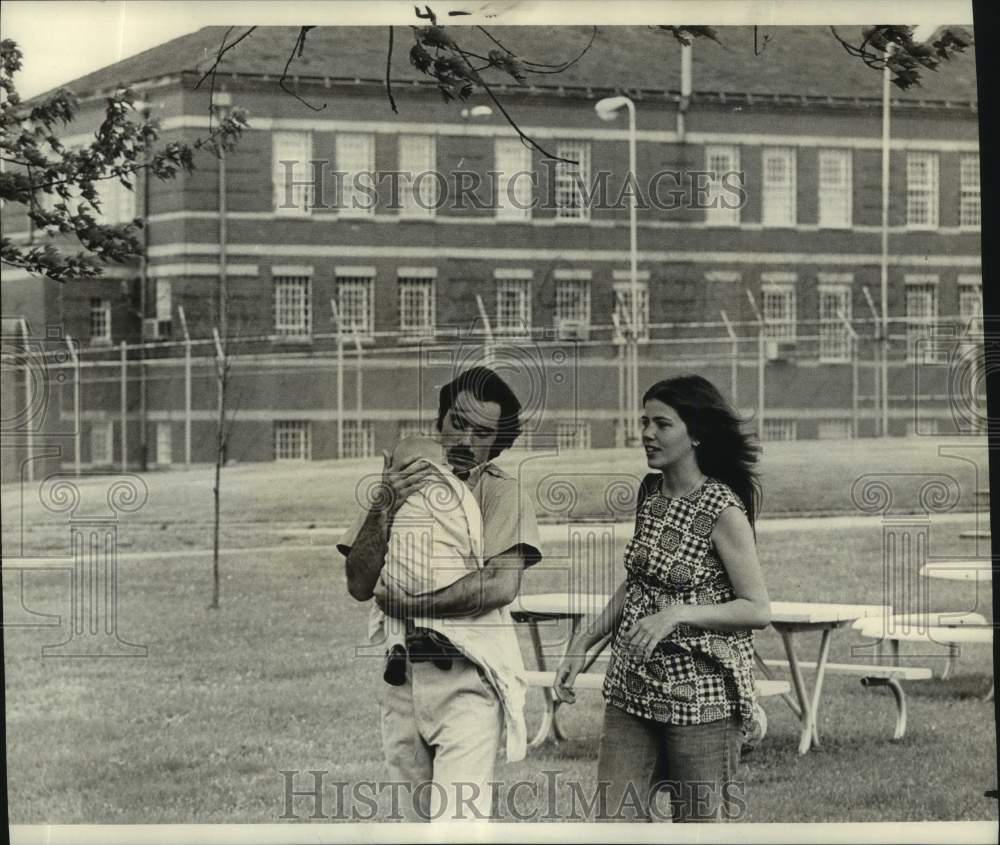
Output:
[602, 475, 760, 738]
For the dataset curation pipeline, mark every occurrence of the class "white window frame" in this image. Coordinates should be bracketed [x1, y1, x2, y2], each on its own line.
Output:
[495, 138, 534, 221]
[274, 420, 311, 461]
[155, 280, 172, 323]
[763, 418, 797, 442]
[705, 145, 741, 226]
[336, 272, 375, 340]
[90, 297, 111, 345]
[958, 275, 983, 327]
[761, 283, 796, 341]
[554, 141, 591, 221]
[556, 420, 591, 451]
[817, 419, 853, 440]
[342, 420, 374, 459]
[272, 131, 314, 217]
[273, 274, 312, 338]
[818, 282, 852, 362]
[959, 154, 980, 229]
[398, 276, 436, 338]
[336, 132, 376, 218]
[156, 422, 173, 466]
[495, 277, 532, 336]
[398, 134, 437, 218]
[90, 420, 113, 465]
[555, 278, 591, 328]
[906, 151, 939, 230]
[817, 148, 852, 229]
[95, 177, 136, 225]
[612, 280, 650, 344]
[905, 276, 940, 363]
[762, 147, 797, 227]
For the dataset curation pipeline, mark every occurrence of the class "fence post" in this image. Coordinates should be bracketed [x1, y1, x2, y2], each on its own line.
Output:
[178, 306, 192, 468]
[838, 309, 860, 440]
[19, 318, 34, 483]
[745, 290, 765, 441]
[720, 309, 738, 406]
[862, 286, 882, 437]
[330, 300, 344, 459]
[65, 336, 81, 477]
[120, 341, 128, 470]
[475, 294, 494, 366]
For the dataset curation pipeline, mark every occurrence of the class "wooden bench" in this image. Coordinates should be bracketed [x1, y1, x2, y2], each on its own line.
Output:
[755, 656, 932, 740]
[852, 612, 990, 678]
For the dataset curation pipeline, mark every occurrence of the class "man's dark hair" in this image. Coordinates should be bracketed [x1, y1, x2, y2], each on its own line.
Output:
[436, 366, 523, 459]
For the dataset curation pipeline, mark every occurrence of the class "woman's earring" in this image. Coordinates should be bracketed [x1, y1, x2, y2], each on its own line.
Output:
[692, 440, 700, 447]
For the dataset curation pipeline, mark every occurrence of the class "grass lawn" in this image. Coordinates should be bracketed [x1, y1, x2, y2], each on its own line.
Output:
[3, 515, 995, 823]
[3, 435, 994, 823]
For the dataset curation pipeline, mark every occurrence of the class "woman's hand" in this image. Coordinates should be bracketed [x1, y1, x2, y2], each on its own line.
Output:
[552, 648, 589, 705]
[375, 450, 436, 518]
[622, 606, 689, 661]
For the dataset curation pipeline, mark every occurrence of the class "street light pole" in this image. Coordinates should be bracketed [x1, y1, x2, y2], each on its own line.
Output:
[880, 44, 893, 438]
[595, 96, 639, 445]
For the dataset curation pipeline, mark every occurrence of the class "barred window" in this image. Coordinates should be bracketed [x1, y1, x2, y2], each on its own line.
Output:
[398, 277, 435, 337]
[906, 152, 939, 229]
[705, 145, 740, 226]
[272, 131, 313, 216]
[762, 147, 796, 227]
[905, 280, 939, 362]
[496, 278, 531, 336]
[556, 421, 591, 451]
[818, 284, 851, 362]
[90, 297, 111, 343]
[817, 419, 853, 440]
[273, 275, 311, 337]
[156, 423, 173, 465]
[763, 418, 797, 442]
[336, 275, 374, 339]
[818, 149, 852, 228]
[959, 154, 980, 228]
[343, 420, 374, 459]
[399, 134, 436, 218]
[495, 138, 533, 220]
[555, 279, 590, 326]
[398, 420, 431, 439]
[274, 420, 311, 461]
[90, 420, 113, 464]
[554, 141, 591, 220]
[959, 277, 982, 325]
[612, 283, 649, 343]
[762, 284, 796, 341]
[336, 132, 375, 216]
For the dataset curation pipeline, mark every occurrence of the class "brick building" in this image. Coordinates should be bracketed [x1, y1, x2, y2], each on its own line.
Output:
[1, 25, 982, 476]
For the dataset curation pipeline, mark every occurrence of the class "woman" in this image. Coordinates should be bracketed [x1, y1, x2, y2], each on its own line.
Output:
[553, 374, 770, 823]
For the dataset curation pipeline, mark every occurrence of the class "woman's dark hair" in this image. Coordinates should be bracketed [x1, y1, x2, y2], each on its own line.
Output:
[436, 366, 523, 459]
[642, 374, 762, 527]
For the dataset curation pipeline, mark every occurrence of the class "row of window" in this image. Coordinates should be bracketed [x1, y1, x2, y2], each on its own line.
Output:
[87, 272, 983, 364]
[84, 412, 975, 467]
[273, 131, 981, 229]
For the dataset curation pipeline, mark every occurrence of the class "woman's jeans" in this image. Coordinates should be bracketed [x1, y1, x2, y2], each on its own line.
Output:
[595, 703, 745, 823]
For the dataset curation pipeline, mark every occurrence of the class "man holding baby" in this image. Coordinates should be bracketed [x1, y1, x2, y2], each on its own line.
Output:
[338, 366, 544, 823]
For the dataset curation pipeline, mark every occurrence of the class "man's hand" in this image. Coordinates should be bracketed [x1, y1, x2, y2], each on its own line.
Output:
[376, 449, 436, 518]
[373, 578, 429, 619]
[621, 606, 689, 661]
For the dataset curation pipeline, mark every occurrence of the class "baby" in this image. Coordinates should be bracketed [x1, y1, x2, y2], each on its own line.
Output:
[375, 435, 484, 683]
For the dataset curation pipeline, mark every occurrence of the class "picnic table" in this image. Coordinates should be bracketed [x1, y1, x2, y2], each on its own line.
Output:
[510, 593, 904, 755]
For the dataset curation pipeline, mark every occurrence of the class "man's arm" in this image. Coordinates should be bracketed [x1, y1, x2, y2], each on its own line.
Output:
[374, 547, 529, 618]
[344, 507, 390, 601]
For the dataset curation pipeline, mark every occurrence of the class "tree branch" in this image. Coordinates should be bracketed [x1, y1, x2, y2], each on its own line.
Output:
[279, 26, 326, 112]
[385, 26, 398, 114]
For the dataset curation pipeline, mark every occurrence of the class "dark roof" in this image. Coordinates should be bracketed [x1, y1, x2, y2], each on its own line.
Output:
[55, 25, 978, 107]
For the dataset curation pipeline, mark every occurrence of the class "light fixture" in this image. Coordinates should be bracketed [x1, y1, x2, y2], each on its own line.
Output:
[594, 95, 630, 121]
[460, 105, 493, 119]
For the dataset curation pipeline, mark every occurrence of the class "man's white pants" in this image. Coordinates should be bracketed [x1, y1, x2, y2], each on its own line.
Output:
[381, 655, 503, 822]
